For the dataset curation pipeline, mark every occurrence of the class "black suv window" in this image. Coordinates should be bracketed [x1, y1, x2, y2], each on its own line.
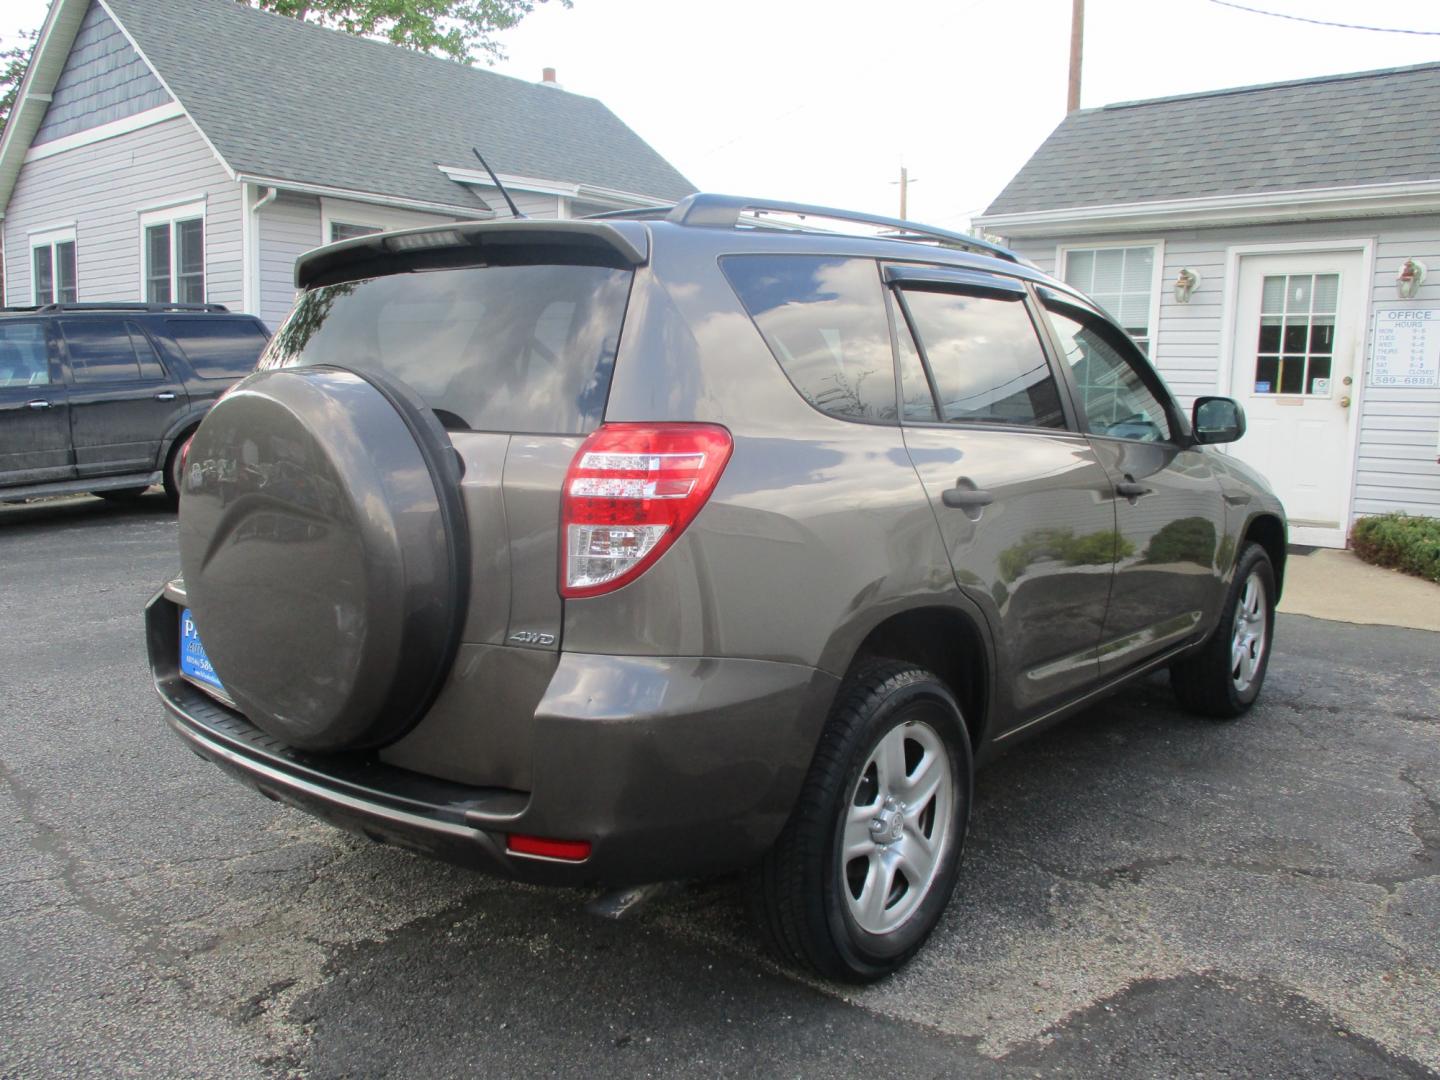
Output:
[896, 286, 1065, 429]
[722, 255, 896, 423]
[261, 264, 632, 434]
[0, 321, 51, 388]
[167, 318, 269, 379]
[1043, 300, 1172, 442]
[61, 319, 145, 383]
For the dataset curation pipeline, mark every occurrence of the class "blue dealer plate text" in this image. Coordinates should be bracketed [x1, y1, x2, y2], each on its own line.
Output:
[179, 608, 226, 695]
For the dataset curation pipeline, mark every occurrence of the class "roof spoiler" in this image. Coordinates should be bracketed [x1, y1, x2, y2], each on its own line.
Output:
[295, 219, 649, 290]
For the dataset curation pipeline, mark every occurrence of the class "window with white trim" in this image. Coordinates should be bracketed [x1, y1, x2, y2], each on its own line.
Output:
[141, 202, 205, 304]
[329, 221, 383, 243]
[1061, 245, 1157, 355]
[31, 228, 78, 305]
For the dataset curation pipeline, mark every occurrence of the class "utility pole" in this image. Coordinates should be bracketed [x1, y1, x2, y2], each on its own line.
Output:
[1068, 0, 1084, 113]
[894, 166, 916, 219]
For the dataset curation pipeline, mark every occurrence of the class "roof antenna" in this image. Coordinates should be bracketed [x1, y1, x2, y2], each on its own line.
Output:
[472, 147, 526, 219]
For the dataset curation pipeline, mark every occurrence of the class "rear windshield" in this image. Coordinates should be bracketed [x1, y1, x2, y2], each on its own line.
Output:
[259, 264, 632, 434]
[167, 317, 270, 379]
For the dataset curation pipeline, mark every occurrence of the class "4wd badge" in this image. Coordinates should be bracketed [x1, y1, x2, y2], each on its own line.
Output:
[508, 629, 556, 646]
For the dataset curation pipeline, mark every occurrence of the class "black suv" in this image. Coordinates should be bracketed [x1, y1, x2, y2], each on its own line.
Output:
[0, 302, 269, 504]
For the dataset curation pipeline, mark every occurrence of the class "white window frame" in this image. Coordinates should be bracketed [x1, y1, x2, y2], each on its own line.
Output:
[138, 198, 207, 304]
[319, 196, 455, 245]
[1055, 240, 1165, 355]
[29, 224, 79, 306]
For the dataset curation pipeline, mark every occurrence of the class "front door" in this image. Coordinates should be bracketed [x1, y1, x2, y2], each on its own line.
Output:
[1229, 250, 1364, 547]
[887, 267, 1117, 723]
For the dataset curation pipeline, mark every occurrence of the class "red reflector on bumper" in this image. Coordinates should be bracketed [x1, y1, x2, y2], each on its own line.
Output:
[506, 834, 592, 861]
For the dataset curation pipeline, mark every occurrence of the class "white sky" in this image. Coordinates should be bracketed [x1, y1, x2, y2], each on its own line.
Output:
[5, 0, 1438, 228]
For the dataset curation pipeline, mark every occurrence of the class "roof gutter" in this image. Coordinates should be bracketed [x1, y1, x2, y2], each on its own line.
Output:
[235, 175, 497, 219]
[976, 177, 1440, 238]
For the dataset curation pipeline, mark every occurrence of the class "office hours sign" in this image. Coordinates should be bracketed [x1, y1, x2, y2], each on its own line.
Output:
[1370, 309, 1440, 388]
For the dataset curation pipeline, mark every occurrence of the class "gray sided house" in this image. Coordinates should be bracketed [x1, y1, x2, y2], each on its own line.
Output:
[976, 63, 1440, 548]
[0, 0, 694, 330]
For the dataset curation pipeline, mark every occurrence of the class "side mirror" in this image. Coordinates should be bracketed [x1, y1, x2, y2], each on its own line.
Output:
[1192, 396, 1246, 444]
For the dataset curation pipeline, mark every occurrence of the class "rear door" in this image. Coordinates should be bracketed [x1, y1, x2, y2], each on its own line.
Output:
[0, 319, 73, 487]
[887, 265, 1118, 722]
[60, 317, 188, 478]
[1036, 289, 1226, 674]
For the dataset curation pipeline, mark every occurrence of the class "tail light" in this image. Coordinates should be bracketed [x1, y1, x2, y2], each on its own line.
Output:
[561, 423, 733, 599]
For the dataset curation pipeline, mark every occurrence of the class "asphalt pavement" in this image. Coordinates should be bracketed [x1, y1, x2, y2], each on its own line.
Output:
[2, 493, 1437, 1079]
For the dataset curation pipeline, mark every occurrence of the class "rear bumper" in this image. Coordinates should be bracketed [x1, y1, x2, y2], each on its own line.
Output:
[146, 585, 837, 886]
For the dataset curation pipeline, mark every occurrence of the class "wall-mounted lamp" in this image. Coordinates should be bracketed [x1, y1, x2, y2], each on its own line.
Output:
[1173, 268, 1201, 304]
[1397, 258, 1427, 300]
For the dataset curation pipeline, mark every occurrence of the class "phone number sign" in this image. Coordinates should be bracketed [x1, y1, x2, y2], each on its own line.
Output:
[1371, 309, 1440, 388]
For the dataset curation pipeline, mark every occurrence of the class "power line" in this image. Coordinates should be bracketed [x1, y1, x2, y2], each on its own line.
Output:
[1206, 0, 1440, 35]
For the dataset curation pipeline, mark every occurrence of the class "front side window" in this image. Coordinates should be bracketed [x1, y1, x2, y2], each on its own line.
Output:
[722, 254, 896, 423]
[896, 286, 1065, 429]
[0, 321, 52, 388]
[31, 233, 77, 305]
[143, 207, 205, 304]
[1062, 246, 1156, 354]
[1044, 301, 1172, 443]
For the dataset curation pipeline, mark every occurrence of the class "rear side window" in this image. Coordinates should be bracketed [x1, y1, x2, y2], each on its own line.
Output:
[722, 255, 896, 423]
[167, 318, 269, 379]
[61, 319, 143, 383]
[0, 321, 51, 388]
[260, 264, 632, 434]
[896, 288, 1065, 429]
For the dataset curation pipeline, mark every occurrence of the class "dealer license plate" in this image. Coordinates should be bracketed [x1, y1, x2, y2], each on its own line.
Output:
[179, 608, 227, 697]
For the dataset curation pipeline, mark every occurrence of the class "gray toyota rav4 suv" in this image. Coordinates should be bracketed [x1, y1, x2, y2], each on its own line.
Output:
[146, 195, 1286, 981]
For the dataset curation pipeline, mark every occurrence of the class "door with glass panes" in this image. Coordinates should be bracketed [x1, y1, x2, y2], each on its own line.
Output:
[1228, 250, 1364, 547]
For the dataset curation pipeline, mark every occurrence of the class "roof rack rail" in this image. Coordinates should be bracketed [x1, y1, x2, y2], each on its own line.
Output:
[32, 302, 232, 314]
[664, 194, 1021, 264]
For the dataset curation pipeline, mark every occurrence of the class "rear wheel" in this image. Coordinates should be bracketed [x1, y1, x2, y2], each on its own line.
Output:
[749, 662, 972, 982]
[1170, 542, 1276, 718]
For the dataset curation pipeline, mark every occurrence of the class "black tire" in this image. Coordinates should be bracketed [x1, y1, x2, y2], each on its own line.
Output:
[749, 661, 973, 983]
[94, 486, 150, 502]
[1170, 542, 1276, 719]
[162, 431, 193, 506]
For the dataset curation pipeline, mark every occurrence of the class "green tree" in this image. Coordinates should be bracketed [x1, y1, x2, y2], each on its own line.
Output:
[239, 0, 570, 64]
[0, 29, 37, 134]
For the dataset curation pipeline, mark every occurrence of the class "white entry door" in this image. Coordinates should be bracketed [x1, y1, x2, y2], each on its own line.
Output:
[1228, 250, 1365, 547]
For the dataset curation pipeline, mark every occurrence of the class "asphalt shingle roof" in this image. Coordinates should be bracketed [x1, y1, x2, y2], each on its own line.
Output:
[984, 63, 1440, 217]
[104, 0, 695, 209]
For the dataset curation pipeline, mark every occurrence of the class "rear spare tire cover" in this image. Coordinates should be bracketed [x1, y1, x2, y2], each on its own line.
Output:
[178, 366, 469, 751]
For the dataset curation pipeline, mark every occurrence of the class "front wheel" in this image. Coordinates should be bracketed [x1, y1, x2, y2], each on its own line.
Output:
[749, 662, 972, 982]
[1170, 542, 1276, 718]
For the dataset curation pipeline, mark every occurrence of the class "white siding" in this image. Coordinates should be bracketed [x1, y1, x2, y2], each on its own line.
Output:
[257, 194, 463, 329]
[256, 192, 321, 329]
[1004, 216, 1440, 525]
[3, 115, 241, 309]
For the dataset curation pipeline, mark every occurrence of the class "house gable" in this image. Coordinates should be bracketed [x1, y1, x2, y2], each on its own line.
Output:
[33, 0, 170, 146]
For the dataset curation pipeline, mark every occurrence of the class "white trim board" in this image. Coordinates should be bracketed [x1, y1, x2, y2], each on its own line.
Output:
[437, 165, 670, 209]
[23, 101, 186, 162]
[238, 175, 492, 219]
[1215, 237, 1378, 549]
[978, 179, 1440, 238]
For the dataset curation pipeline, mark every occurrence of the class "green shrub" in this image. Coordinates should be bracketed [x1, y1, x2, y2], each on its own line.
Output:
[1350, 513, 1440, 584]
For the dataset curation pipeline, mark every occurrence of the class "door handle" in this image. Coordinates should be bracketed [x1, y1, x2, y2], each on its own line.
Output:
[26, 399, 52, 410]
[154, 392, 177, 401]
[1115, 478, 1153, 500]
[942, 485, 995, 509]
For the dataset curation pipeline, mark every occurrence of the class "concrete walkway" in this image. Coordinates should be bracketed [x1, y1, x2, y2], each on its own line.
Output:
[1278, 546, 1440, 632]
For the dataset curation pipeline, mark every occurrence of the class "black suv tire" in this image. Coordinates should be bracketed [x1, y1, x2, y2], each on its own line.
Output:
[750, 661, 972, 982]
[1170, 542, 1277, 718]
